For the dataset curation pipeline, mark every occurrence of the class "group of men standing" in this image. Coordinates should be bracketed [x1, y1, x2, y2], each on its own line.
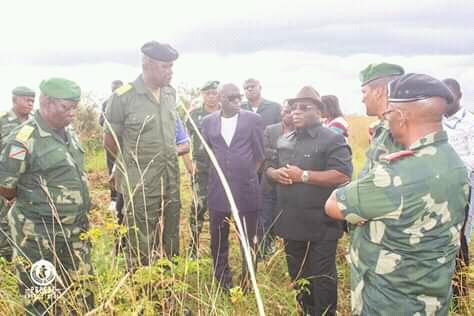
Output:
[0, 38, 471, 316]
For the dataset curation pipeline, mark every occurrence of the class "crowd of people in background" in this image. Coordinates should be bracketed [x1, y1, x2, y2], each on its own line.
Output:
[0, 40, 471, 316]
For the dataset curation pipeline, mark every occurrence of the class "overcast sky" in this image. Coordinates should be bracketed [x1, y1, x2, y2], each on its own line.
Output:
[0, 0, 472, 113]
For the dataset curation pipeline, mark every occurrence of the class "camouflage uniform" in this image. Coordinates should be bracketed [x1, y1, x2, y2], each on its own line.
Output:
[359, 120, 403, 178]
[0, 110, 29, 260]
[335, 131, 469, 315]
[0, 111, 93, 315]
[186, 106, 212, 254]
[105, 75, 180, 268]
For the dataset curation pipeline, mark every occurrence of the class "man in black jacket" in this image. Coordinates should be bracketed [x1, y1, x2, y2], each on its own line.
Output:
[266, 86, 352, 316]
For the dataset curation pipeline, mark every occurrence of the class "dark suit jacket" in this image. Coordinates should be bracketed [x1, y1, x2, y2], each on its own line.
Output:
[201, 110, 265, 213]
[241, 99, 281, 128]
[262, 123, 284, 192]
[271, 123, 353, 241]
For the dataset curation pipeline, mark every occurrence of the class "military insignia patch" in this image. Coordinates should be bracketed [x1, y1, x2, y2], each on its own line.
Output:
[16, 125, 35, 145]
[382, 150, 415, 162]
[115, 83, 132, 96]
[9, 145, 26, 160]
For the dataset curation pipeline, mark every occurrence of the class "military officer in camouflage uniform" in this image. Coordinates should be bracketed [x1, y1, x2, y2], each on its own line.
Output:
[183, 80, 219, 258]
[0, 86, 35, 261]
[0, 78, 94, 314]
[359, 63, 405, 177]
[326, 74, 469, 315]
[104, 41, 181, 269]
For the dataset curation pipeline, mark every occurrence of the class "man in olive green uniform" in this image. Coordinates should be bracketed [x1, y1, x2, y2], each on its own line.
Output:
[0, 78, 93, 314]
[0, 86, 35, 261]
[358, 63, 405, 177]
[326, 74, 469, 315]
[183, 80, 219, 258]
[104, 41, 181, 269]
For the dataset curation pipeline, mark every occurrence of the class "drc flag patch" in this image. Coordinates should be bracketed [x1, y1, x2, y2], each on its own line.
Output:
[9, 145, 26, 160]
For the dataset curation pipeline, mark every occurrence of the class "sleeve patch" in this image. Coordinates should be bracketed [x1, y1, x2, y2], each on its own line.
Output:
[15, 125, 35, 144]
[9, 145, 26, 160]
[115, 83, 133, 96]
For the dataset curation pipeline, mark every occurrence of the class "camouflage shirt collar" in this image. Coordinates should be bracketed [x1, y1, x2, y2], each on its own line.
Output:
[408, 130, 448, 151]
[373, 119, 389, 137]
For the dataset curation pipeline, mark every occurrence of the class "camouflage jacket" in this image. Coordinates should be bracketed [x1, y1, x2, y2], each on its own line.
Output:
[104, 75, 179, 197]
[0, 111, 90, 224]
[335, 130, 469, 315]
[359, 120, 403, 178]
[0, 110, 28, 150]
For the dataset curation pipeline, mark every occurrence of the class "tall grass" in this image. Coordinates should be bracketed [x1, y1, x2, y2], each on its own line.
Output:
[0, 115, 472, 315]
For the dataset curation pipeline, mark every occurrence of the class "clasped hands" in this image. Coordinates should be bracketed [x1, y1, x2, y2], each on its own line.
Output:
[268, 164, 304, 185]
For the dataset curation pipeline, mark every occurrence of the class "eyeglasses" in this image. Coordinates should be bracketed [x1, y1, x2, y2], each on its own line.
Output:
[51, 98, 78, 113]
[225, 94, 243, 102]
[289, 102, 316, 112]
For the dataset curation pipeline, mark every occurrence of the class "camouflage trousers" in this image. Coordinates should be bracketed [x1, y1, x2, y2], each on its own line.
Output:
[8, 208, 94, 315]
[0, 197, 13, 261]
[122, 188, 181, 270]
[188, 170, 208, 254]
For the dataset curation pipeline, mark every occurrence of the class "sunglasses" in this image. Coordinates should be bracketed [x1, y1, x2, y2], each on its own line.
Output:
[289, 102, 317, 112]
[225, 94, 243, 102]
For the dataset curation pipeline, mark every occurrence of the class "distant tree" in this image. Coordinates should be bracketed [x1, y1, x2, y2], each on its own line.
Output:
[72, 91, 102, 149]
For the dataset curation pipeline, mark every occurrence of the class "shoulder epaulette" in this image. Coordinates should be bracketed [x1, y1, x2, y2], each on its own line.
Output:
[15, 125, 35, 145]
[0, 112, 7, 118]
[115, 83, 133, 96]
[382, 150, 415, 162]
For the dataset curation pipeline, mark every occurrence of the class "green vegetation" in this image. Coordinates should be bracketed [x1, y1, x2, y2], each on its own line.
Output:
[0, 108, 472, 315]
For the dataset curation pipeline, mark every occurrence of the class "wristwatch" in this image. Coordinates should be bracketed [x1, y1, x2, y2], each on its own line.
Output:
[301, 170, 309, 183]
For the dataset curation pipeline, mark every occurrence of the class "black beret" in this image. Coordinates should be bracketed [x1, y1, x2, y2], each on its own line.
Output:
[12, 86, 35, 97]
[141, 41, 179, 62]
[388, 73, 454, 104]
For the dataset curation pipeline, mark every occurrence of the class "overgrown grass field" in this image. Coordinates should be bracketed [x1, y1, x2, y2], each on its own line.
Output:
[0, 114, 472, 315]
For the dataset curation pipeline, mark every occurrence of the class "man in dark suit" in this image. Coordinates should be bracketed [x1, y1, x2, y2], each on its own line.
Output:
[241, 78, 281, 127]
[201, 83, 265, 291]
[266, 86, 353, 315]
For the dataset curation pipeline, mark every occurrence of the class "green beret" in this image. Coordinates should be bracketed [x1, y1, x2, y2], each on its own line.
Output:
[12, 86, 35, 97]
[39, 77, 81, 101]
[388, 73, 454, 104]
[141, 41, 179, 62]
[359, 63, 405, 86]
[200, 80, 220, 91]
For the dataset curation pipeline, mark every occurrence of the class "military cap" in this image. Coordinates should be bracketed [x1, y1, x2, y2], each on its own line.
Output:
[39, 77, 81, 101]
[141, 41, 179, 62]
[359, 63, 405, 86]
[12, 86, 35, 97]
[388, 73, 454, 104]
[200, 80, 220, 91]
[287, 86, 324, 108]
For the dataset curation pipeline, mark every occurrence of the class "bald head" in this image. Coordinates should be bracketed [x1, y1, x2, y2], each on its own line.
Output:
[219, 83, 242, 117]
